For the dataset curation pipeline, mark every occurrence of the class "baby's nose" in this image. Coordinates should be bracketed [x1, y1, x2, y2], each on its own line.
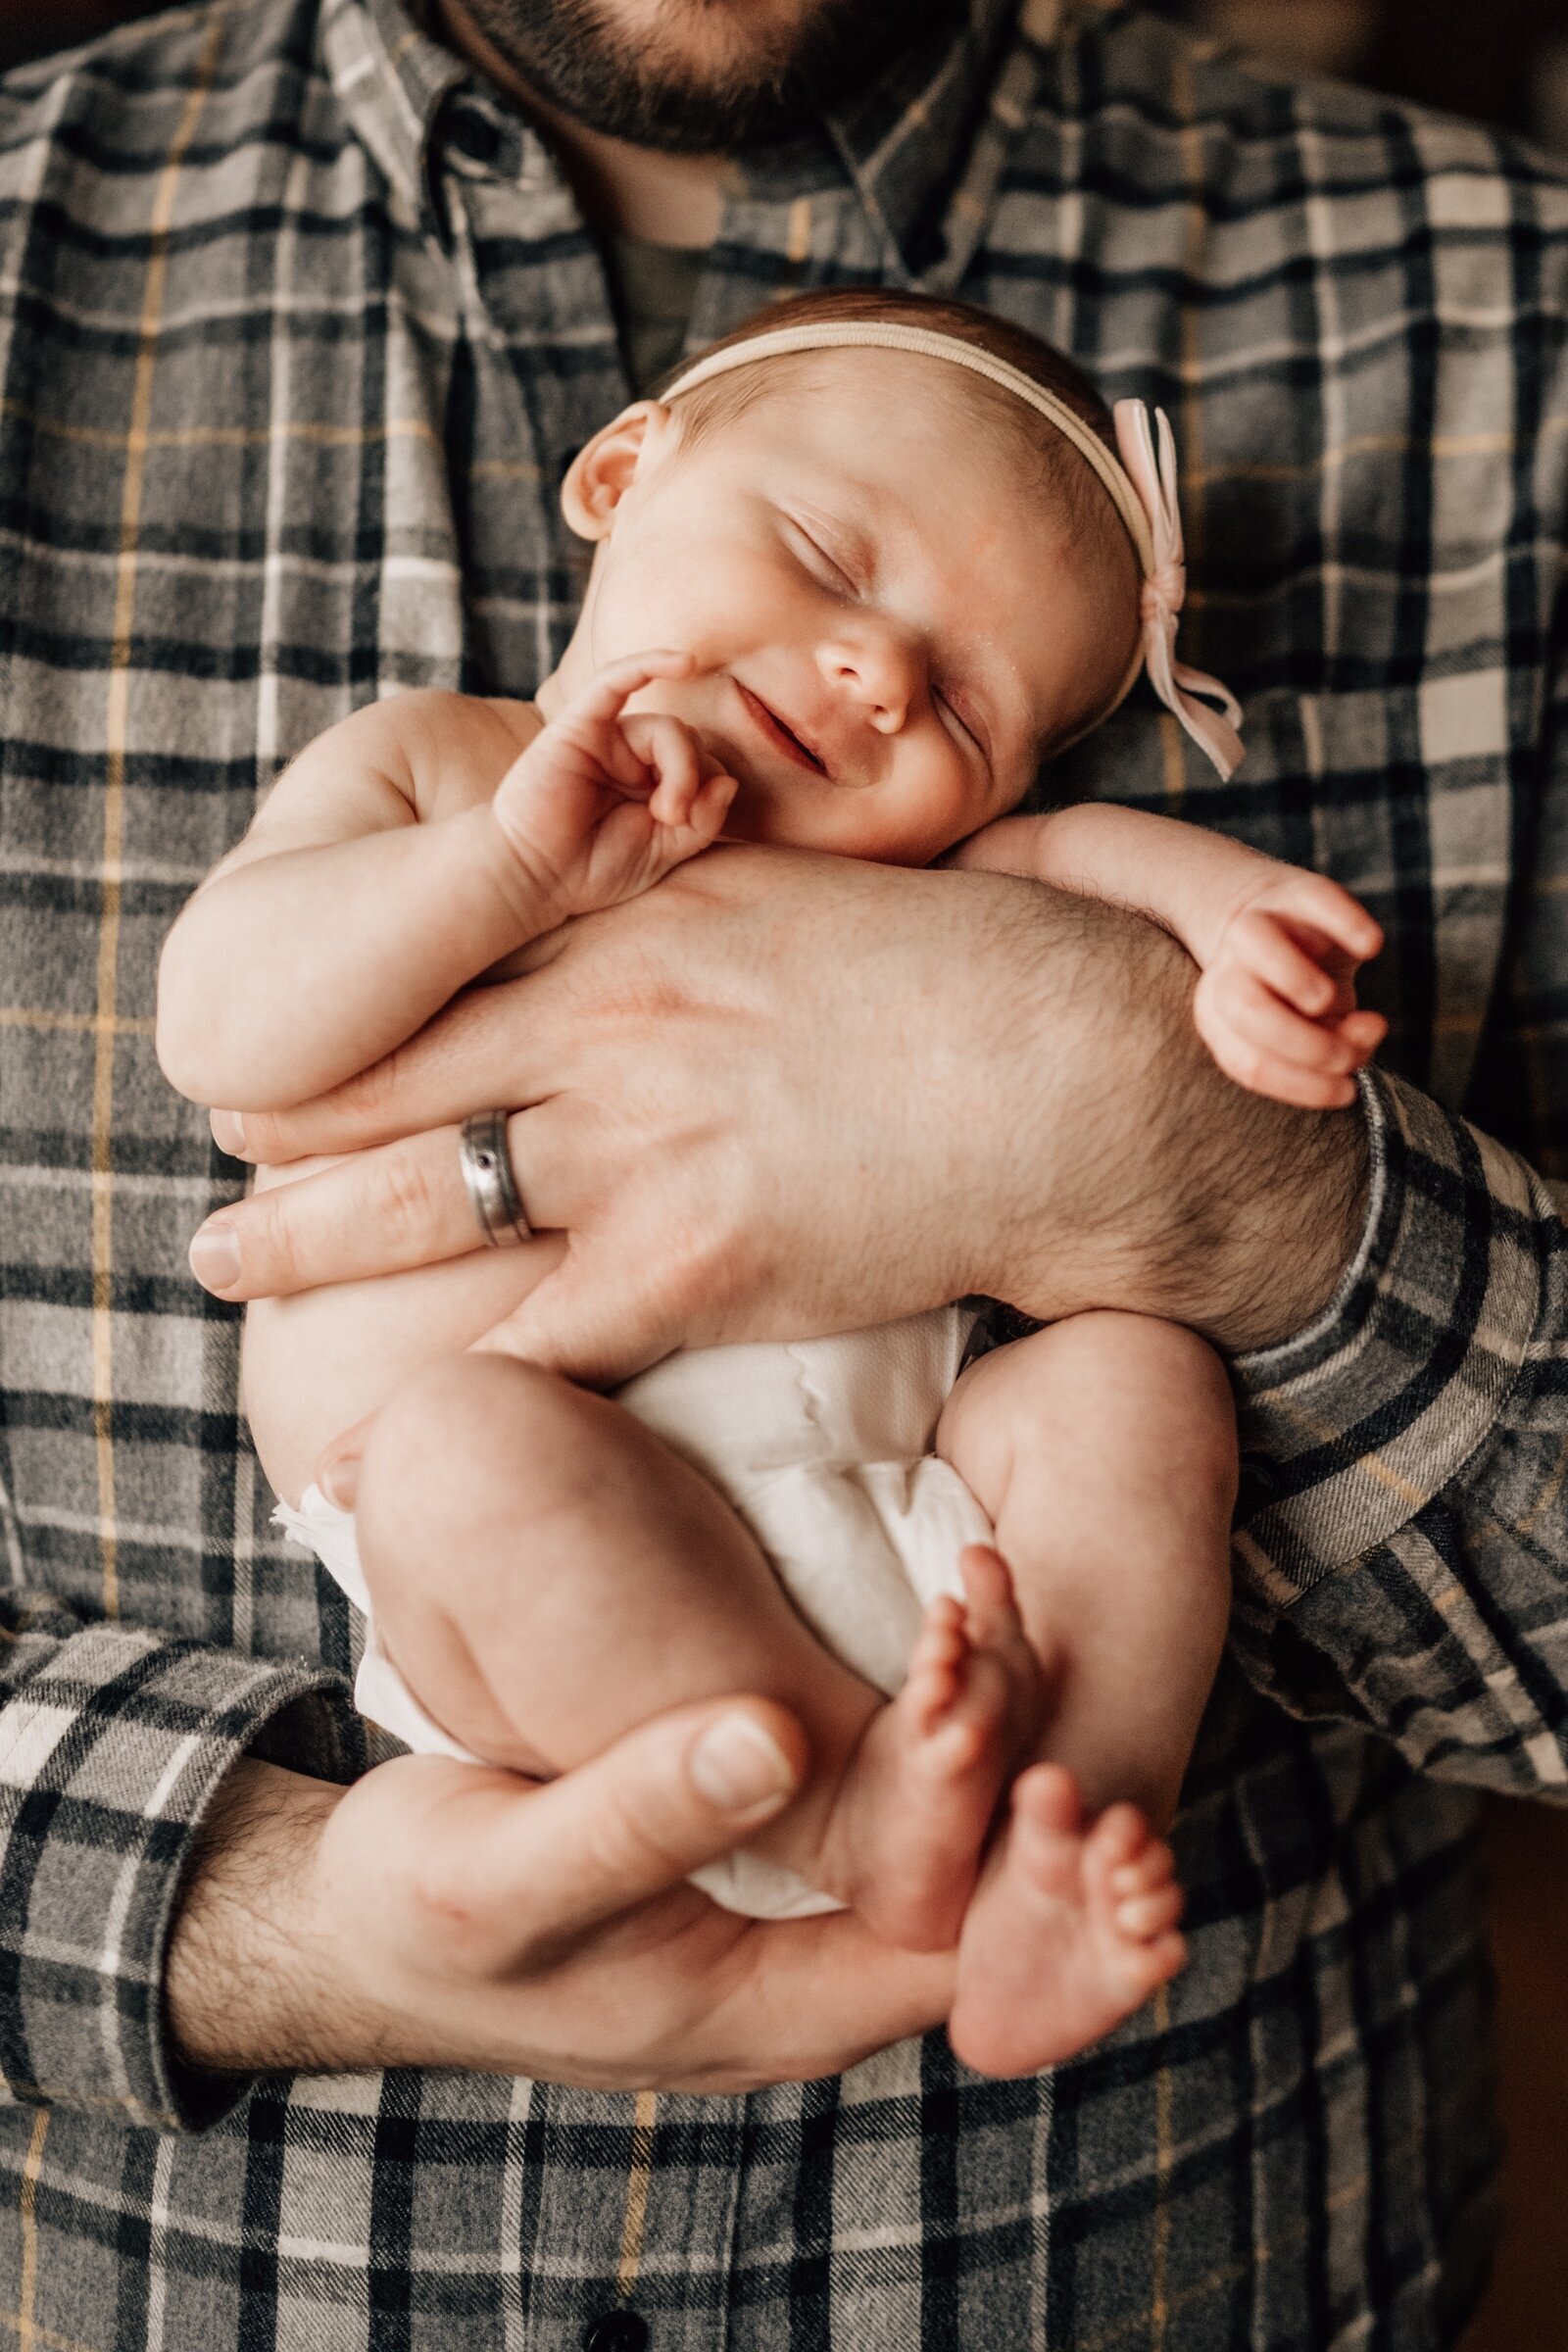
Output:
[818, 629, 920, 733]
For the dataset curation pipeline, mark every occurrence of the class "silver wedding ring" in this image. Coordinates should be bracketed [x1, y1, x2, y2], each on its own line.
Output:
[459, 1108, 532, 1248]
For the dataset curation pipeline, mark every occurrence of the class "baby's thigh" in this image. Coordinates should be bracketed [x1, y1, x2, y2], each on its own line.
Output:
[352, 1355, 680, 1774]
[354, 1353, 866, 1775]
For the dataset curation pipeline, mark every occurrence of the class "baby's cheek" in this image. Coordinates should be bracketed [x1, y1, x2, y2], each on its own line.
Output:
[727, 758, 987, 865]
[719, 778, 862, 857]
[849, 767, 993, 868]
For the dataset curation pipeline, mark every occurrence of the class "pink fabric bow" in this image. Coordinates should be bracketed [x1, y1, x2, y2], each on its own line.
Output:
[1112, 400, 1246, 781]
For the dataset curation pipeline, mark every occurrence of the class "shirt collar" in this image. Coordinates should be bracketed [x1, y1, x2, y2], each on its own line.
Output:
[817, 0, 1056, 278]
[323, 0, 1072, 279]
[321, 0, 466, 220]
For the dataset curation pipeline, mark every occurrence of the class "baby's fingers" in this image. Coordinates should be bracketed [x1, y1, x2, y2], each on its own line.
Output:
[1336, 1007, 1389, 1058]
[564, 651, 693, 736]
[1258, 872, 1384, 963]
[647, 768, 737, 864]
[1195, 962, 1362, 1107]
[619, 714, 737, 844]
[1227, 908, 1347, 1018]
[546, 652, 695, 790]
[622, 713, 703, 825]
[688, 766, 739, 843]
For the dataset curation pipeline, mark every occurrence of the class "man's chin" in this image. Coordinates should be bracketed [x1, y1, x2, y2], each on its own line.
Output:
[448, 0, 962, 153]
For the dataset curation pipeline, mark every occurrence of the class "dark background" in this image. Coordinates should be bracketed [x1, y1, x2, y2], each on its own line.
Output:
[1158, 0, 1568, 148]
[6, 0, 1568, 142]
[7, 0, 1568, 144]
[4, 0, 1567, 2343]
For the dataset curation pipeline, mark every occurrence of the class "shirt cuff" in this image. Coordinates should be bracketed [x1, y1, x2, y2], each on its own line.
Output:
[1229, 1066, 1544, 1605]
[0, 1620, 364, 2132]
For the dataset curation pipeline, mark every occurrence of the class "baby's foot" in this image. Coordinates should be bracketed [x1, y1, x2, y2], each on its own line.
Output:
[946, 1764, 1185, 2077]
[820, 1545, 1050, 1953]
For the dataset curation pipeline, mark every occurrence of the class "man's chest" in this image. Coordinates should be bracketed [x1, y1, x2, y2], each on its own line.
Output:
[0, 76, 1542, 1642]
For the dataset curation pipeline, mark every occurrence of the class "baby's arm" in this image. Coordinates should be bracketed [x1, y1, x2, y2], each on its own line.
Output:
[157, 654, 734, 1111]
[952, 804, 1385, 1108]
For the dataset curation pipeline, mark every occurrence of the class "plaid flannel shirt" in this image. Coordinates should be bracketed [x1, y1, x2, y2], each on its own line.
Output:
[0, 0, 1565, 2342]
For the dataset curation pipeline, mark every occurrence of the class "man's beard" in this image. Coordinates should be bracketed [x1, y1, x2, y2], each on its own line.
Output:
[453, 0, 962, 152]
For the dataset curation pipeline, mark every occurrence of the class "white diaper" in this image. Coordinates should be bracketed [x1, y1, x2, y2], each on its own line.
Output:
[275, 1302, 995, 1919]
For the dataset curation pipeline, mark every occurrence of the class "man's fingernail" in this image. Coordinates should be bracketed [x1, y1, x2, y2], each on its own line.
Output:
[689, 1715, 798, 1814]
[189, 1222, 242, 1292]
[210, 1109, 247, 1156]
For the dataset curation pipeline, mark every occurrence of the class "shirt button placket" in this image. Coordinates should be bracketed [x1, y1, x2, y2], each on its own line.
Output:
[521, 2081, 743, 2352]
[581, 2311, 650, 2352]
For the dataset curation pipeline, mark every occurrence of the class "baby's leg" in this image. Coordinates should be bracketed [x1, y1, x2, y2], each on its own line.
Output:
[353, 1354, 1043, 1946]
[938, 1311, 1236, 1830]
[935, 1312, 1232, 2075]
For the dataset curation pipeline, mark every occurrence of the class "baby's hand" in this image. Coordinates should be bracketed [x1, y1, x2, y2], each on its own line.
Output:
[1193, 869, 1386, 1109]
[489, 652, 737, 920]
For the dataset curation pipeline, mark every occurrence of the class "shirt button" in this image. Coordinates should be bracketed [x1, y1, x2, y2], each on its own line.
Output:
[582, 2312, 650, 2352]
[446, 105, 504, 166]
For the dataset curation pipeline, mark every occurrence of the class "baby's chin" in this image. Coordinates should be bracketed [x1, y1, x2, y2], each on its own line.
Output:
[712, 810, 942, 866]
[713, 790, 831, 855]
[693, 733, 963, 864]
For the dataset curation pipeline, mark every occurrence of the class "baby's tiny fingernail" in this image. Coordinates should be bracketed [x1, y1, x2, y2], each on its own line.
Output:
[210, 1109, 247, 1156]
[189, 1221, 241, 1292]
[689, 1714, 798, 1815]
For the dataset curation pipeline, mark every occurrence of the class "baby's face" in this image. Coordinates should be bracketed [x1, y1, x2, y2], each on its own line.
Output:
[559, 351, 1135, 864]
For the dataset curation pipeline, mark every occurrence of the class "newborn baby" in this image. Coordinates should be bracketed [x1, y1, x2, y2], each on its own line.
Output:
[159, 289, 1385, 2079]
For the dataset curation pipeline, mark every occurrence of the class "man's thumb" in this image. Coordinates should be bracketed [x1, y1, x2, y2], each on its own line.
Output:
[512, 1699, 808, 1939]
[683, 1705, 805, 1821]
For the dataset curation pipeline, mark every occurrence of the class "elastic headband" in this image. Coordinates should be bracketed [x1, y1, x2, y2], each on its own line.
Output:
[662, 320, 1245, 780]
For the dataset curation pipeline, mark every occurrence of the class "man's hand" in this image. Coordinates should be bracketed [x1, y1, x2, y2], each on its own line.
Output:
[188, 849, 1370, 1374]
[168, 1698, 953, 2088]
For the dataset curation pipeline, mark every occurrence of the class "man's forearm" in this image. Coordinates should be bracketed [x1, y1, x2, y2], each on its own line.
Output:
[996, 897, 1371, 1353]
[1129, 980, 1371, 1351]
[183, 852, 1373, 1376]
[165, 1757, 369, 2075]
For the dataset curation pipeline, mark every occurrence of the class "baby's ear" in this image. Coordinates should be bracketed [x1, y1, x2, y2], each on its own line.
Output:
[561, 401, 671, 538]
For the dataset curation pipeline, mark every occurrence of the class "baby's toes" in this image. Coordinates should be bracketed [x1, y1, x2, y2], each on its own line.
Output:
[894, 1593, 1022, 1790]
[1116, 1927, 1187, 2004]
[907, 1594, 966, 1680]
[1009, 1762, 1085, 1856]
[1114, 1878, 1185, 1944]
[957, 1545, 1053, 1745]
[956, 1544, 1019, 1642]
[1109, 1837, 1177, 1904]
[1084, 1800, 1149, 1880]
[903, 1609, 968, 1736]
[1086, 1812, 1185, 1976]
[1336, 1008, 1388, 1059]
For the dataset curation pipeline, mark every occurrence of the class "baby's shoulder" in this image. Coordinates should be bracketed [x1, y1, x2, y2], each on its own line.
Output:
[382, 688, 543, 783]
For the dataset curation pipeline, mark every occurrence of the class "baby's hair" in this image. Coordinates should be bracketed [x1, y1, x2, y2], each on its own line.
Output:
[661, 287, 1111, 466]
[656, 288, 1142, 755]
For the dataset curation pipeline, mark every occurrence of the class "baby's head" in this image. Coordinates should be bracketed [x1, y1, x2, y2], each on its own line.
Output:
[547, 288, 1227, 865]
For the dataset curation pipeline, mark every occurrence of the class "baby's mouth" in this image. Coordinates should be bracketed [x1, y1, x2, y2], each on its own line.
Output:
[733, 679, 830, 779]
